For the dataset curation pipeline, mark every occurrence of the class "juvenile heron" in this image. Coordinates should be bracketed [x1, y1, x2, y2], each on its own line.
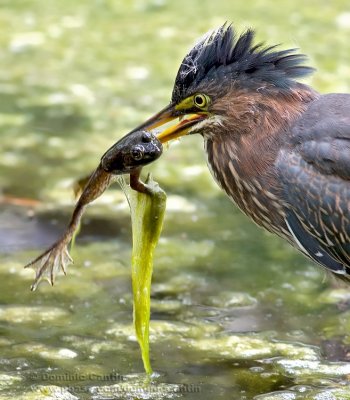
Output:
[128, 24, 350, 279]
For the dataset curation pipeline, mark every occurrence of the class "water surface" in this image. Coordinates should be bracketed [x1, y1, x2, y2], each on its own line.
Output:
[1, 1, 350, 399]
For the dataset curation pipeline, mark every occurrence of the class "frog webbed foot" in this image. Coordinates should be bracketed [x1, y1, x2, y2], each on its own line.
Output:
[24, 241, 73, 291]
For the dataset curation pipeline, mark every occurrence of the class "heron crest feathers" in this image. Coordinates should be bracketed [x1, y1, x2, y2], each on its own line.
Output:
[172, 24, 314, 102]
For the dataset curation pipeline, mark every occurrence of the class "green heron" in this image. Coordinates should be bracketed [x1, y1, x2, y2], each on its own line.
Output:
[128, 24, 350, 279]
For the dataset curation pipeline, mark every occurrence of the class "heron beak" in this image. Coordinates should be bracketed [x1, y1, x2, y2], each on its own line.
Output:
[128, 103, 206, 143]
[128, 103, 177, 133]
[156, 113, 206, 143]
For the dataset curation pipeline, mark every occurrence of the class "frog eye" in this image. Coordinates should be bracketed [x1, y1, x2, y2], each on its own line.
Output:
[142, 132, 152, 143]
[131, 145, 144, 161]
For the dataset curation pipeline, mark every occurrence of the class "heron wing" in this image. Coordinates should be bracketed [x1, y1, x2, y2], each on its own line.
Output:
[277, 95, 350, 275]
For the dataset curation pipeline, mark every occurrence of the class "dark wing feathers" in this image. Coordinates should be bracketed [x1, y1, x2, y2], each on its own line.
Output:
[285, 210, 349, 275]
[278, 94, 350, 276]
[300, 133, 350, 180]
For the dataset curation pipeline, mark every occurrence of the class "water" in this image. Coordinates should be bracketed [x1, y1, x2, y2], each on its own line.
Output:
[1, 1, 350, 399]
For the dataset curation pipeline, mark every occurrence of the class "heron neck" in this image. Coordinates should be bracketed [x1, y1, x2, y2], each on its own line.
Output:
[210, 85, 318, 175]
[204, 85, 318, 232]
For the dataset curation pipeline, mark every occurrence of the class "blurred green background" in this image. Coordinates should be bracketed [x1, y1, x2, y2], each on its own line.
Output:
[1, 1, 350, 399]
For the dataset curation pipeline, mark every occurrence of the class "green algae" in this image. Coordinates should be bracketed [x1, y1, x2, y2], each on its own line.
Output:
[127, 176, 167, 374]
[0, 305, 69, 323]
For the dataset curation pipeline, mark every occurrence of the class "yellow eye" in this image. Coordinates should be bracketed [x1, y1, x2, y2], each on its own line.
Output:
[175, 93, 211, 112]
[193, 93, 210, 109]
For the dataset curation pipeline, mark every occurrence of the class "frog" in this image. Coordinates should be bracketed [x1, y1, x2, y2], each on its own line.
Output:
[101, 130, 162, 174]
[101, 130, 163, 194]
[24, 129, 163, 290]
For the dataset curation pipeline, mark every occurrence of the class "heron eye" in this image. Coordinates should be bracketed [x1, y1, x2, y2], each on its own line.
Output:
[131, 145, 144, 161]
[194, 93, 209, 109]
